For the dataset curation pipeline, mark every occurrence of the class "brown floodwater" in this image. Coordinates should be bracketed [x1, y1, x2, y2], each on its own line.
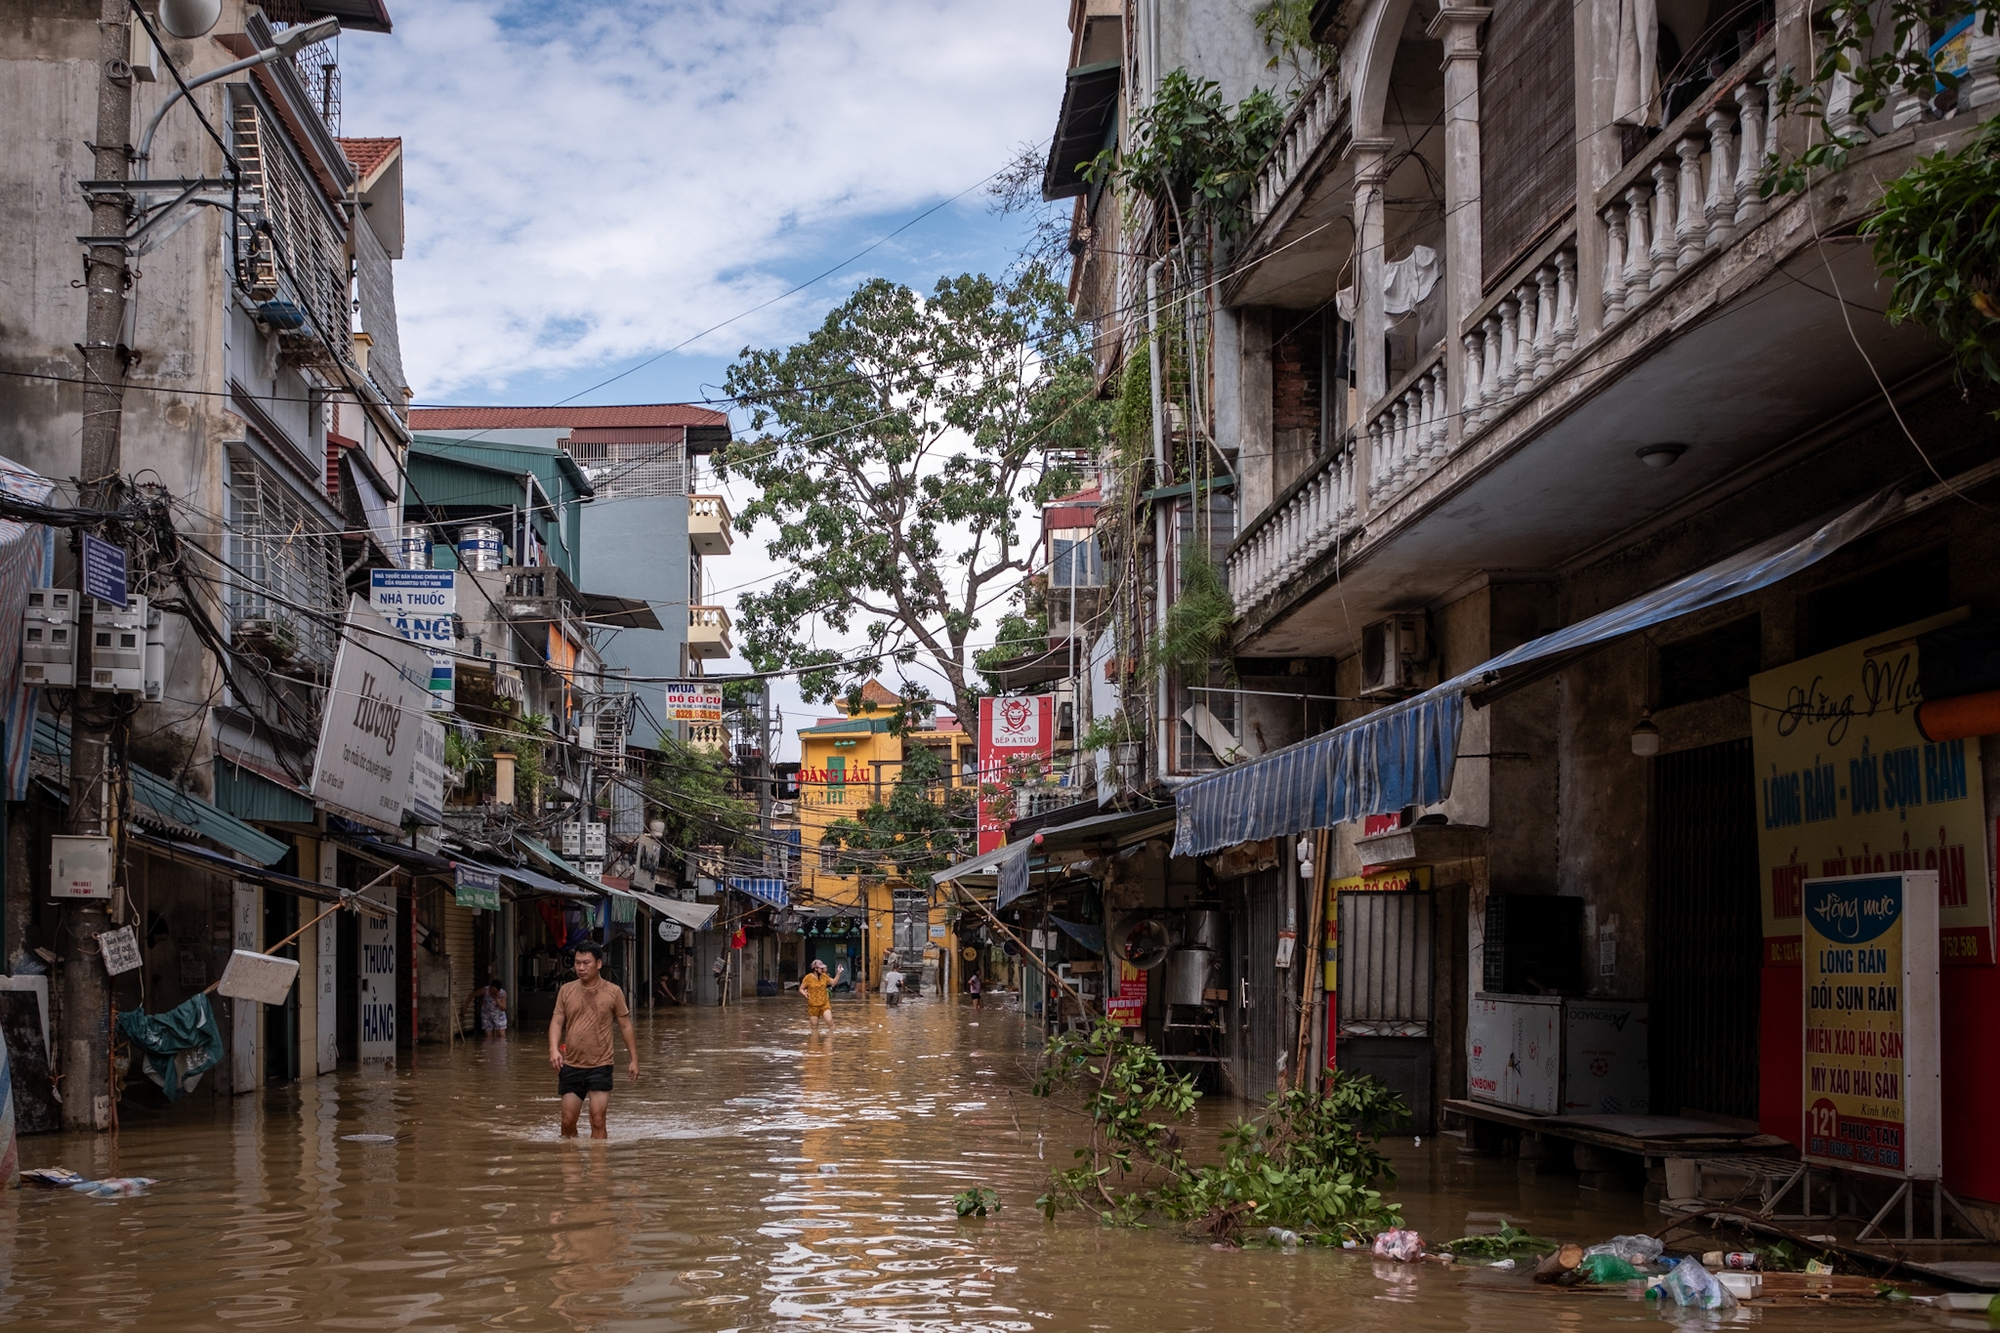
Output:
[0, 996, 1954, 1330]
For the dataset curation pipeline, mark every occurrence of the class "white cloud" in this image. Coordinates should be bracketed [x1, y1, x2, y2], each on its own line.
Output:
[341, 0, 1071, 396]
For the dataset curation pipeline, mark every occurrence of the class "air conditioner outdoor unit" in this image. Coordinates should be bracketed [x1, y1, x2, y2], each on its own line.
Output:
[771, 801, 796, 817]
[1359, 614, 1429, 698]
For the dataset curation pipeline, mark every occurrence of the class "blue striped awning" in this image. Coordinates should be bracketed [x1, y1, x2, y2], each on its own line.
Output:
[1174, 489, 1899, 858]
[730, 876, 790, 908]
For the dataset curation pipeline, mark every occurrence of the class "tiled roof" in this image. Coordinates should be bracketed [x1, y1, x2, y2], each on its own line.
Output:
[337, 136, 400, 183]
[408, 405, 729, 430]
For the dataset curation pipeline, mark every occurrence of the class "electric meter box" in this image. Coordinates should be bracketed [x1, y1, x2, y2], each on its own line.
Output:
[23, 587, 77, 688]
[50, 834, 114, 900]
[583, 822, 607, 858]
[88, 595, 147, 693]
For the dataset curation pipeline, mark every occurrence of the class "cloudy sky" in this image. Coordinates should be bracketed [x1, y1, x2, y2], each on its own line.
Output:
[343, 1, 1075, 755]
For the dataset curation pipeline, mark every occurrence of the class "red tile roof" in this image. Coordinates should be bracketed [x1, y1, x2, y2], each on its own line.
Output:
[409, 404, 729, 430]
[338, 136, 400, 184]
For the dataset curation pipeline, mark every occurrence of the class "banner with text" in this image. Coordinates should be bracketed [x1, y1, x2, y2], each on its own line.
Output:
[976, 695, 1054, 854]
[369, 569, 455, 710]
[664, 682, 724, 723]
[1750, 611, 1992, 965]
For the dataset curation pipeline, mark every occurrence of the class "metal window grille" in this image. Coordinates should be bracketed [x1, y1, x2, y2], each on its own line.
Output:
[572, 439, 686, 499]
[226, 453, 341, 667]
[231, 98, 352, 356]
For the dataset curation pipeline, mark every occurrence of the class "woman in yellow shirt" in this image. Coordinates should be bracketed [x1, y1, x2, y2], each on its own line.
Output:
[798, 958, 844, 1035]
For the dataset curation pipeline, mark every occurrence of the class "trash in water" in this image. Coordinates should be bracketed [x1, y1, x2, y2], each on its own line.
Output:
[21, 1167, 86, 1188]
[342, 1134, 397, 1143]
[1703, 1250, 1761, 1270]
[1583, 1234, 1665, 1266]
[71, 1177, 155, 1198]
[1660, 1259, 1737, 1310]
[817, 1163, 838, 1174]
[1265, 1227, 1300, 1250]
[1372, 1229, 1425, 1261]
[1489, 1258, 1516, 1271]
[1576, 1253, 1643, 1284]
[1804, 1257, 1835, 1275]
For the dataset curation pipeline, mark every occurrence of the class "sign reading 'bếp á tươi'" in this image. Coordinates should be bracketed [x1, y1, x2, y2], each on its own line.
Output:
[1750, 610, 1993, 965]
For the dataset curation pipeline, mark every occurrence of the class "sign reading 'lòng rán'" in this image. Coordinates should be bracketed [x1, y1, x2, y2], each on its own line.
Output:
[1801, 871, 1940, 1179]
[1750, 610, 1993, 965]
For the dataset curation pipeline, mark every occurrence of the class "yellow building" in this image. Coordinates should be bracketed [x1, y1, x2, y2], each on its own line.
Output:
[795, 681, 976, 994]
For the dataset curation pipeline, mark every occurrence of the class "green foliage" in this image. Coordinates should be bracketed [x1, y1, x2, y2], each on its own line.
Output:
[460, 713, 552, 805]
[1143, 546, 1235, 687]
[821, 740, 973, 878]
[1089, 70, 1287, 234]
[1254, 0, 1333, 84]
[974, 609, 1050, 685]
[1767, 3, 1992, 193]
[644, 738, 757, 856]
[953, 1187, 1000, 1218]
[1078, 710, 1145, 753]
[1861, 115, 2000, 390]
[1114, 340, 1153, 472]
[1030, 1019, 1407, 1242]
[1439, 1221, 1558, 1259]
[717, 266, 1109, 723]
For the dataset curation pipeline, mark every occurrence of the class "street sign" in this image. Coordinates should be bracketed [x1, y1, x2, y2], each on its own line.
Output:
[80, 533, 127, 608]
[454, 864, 501, 911]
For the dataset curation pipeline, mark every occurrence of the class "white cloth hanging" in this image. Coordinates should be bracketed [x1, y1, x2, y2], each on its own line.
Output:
[1334, 244, 1440, 322]
[1613, 0, 1660, 127]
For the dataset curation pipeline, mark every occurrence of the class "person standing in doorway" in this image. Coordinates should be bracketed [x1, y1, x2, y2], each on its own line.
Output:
[479, 977, 509, 1038]
[966, 970, 982, 1010]
[799, 958, 844, 1034]
[548, 941, 638, 1138]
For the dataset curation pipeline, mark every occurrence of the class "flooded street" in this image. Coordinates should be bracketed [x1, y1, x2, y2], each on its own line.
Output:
[0, 998, 1947, 1331]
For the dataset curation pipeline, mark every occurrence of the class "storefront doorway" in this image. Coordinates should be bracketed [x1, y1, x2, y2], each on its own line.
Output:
[1653, 738, 1762, 1121]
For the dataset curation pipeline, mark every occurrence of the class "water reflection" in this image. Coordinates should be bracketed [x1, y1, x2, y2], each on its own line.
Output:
[0, 996, 1949, 1330]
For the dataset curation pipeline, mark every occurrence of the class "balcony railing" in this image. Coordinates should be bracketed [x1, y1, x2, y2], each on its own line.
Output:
[1228, 433, 1357, 609]
[1365, 344, 1449, 507]
[689, 495, 734, 556]
[1592, 35, 1777, 330]
[1249, 64, 1344, 228]
[1462, 228, 1582, 431]
[688, 605, 733, 659]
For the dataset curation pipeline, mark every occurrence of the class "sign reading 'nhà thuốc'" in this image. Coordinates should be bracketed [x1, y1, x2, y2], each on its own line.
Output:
[1750, 611, 1994, 965]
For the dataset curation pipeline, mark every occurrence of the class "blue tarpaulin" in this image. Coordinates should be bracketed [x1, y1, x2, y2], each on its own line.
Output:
[731, 877, 790, 908]
[1174, 490, 1898, 857]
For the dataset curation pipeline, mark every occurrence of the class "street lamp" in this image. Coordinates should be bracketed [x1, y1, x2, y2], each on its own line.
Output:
[134, 15, 340, 177]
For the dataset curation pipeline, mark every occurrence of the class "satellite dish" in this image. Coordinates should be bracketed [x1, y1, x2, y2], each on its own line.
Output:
[158, 0, 222, 39]
[657, 919, 682, 943]
[1116, 916, 1172, 971]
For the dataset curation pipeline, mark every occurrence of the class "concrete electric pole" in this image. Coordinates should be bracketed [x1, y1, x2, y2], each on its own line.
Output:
[63, 0, 139, 1131]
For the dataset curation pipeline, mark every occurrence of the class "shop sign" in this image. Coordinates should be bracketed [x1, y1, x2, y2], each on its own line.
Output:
[410, 716, 446, 826]
[358, 908, 396, 1065]
[1802, 871, 1941, 1178]
[454, 865, 501, 912]
[1750, 611, 1993, 965]
[665, 682, 724, 722]
[369, 569, 455, 710]
[310, 598, 431, 833]
[1106, 958, 1147, 1027]
[976, 695, 1054, 854]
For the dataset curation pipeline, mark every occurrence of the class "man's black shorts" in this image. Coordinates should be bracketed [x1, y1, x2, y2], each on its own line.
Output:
[558, 1063, 614, 1097]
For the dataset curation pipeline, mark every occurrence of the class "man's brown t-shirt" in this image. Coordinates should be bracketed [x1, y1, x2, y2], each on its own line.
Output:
[553, 978, 629, 1068]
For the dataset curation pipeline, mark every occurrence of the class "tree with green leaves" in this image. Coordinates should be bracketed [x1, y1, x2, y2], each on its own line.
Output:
[643, 738, 756, 857]
[718, 265, 1107, 723]
[820, 740, 973, 879]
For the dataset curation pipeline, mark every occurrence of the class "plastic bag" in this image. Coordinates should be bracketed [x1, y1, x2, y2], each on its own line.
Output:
[1265, 1227, 1301, 1250]
[1585, 1234, 1666, 1266]
[1578, 1253, 1644, 1284]
[1660, 1260, 1738, 1310]
[70, 1176, 155, 1198]
[1372, 1229, 1425, 1261]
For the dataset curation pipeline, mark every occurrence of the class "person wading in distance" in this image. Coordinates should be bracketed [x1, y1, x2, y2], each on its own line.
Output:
[799, 958, 844, 1035]
[548, 941, 638, 1138]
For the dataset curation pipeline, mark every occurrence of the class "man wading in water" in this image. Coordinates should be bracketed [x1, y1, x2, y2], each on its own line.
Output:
[548, 941, 639, 1138]
[799, 958, 844, 1035]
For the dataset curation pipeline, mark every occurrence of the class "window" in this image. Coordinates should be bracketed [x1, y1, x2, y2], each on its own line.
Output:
[826, 754, 845, 805]
[819, 838, 839, 872]
[1658, 616, 1762, 709]
[1051, 534, 1103, 587]
[226, 451, 341, 667]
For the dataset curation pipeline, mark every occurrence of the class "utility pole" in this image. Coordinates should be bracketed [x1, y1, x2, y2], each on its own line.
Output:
[62, 0, 138, 1133]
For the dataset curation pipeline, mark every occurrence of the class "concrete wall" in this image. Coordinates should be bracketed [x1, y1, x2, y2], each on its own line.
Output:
[581, 496, 691, 748]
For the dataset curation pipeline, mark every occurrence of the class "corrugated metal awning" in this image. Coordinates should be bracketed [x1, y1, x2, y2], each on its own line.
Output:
[631, 891, 718, 930]
[1173, 489, 1899, 857]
